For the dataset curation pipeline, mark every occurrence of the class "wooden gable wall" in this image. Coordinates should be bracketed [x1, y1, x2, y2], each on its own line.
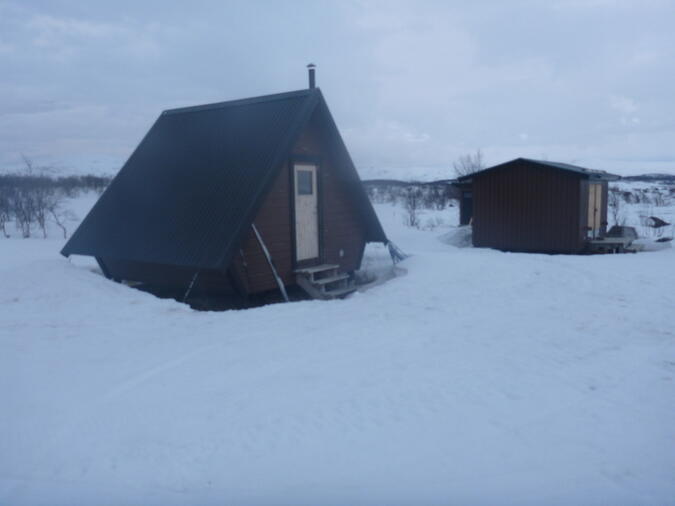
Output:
[230, 108, 369, 295]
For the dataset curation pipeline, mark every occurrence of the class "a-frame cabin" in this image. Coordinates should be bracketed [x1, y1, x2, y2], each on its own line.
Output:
[62, 67, 388, 302]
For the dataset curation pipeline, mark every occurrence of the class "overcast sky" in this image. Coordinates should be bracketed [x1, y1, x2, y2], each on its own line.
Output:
[1, 0, 674, 177]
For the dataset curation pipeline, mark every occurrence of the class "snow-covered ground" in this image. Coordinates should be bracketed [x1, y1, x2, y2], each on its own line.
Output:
[611, 180, 674, 241]
[1, 191, 674, 505]
[358, 165, 455, 182]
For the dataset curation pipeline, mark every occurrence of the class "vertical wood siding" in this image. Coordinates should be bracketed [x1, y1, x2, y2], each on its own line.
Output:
[231, 162, 294, 294]
[295, 114, 367, 274]
[320, 167, 367, 272]
[472, 161, 585, 252]
[231, 108, 368, 295]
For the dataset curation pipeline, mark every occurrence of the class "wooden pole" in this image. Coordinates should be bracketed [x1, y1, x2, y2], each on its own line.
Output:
[251, 223, 290, 302]
[182, 270, 200, 303]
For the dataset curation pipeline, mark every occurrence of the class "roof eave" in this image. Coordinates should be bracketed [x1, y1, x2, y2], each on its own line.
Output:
[212, 89, 324, 271]
[314, 91, 388, 244]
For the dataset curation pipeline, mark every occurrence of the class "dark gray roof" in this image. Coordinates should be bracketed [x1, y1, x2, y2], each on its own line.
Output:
[61, 88, 386, 269]
[520, 158, 620, 180]
[457, 157, 620, 182]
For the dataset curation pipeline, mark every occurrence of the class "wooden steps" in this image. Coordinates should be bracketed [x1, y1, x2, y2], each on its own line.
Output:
[312, 273, 350, 286]
[295, 264, 339, 275]
[294, 264, 356, 300]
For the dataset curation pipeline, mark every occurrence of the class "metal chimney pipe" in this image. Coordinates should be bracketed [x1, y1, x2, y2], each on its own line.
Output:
[307, 63, 316, 89]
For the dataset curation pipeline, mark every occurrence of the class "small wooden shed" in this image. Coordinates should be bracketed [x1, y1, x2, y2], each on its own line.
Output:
[62, 70, 387, 301]
[455, 158, 619, 253]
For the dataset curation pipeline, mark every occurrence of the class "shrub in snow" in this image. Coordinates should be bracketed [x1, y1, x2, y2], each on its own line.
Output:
[403, 187, 423, 228]
[0, 159, 110, 239]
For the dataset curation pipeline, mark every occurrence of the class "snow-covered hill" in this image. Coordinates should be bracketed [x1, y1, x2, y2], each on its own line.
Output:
[358, 166, 675, 183]
[358, 165, 456, 182]
[0, 190, 674, 505]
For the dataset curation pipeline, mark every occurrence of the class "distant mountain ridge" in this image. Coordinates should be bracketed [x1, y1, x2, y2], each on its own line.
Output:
[361, 171, 675, 185]
[620, 173, 675, 183]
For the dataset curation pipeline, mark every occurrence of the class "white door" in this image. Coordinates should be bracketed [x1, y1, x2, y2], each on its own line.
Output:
[294, 163, 319, 262]
[587, 183, 602, 238]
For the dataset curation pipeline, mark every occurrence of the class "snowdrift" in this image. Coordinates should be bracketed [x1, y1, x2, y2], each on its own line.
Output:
[1, 202, 674, 505]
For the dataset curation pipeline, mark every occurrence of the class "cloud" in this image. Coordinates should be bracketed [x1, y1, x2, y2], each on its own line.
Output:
[1, 0, 674, 175]
[609, 95, 638, 115]
[609, 95, 641, 128]
[0, 99, 69, 117]
[12, 9, 164, 63]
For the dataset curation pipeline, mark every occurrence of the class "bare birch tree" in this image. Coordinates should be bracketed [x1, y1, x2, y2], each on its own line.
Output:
[453, 149, 485, 178]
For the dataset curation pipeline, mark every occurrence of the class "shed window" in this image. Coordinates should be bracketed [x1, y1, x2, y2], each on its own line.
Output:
[297, 170, 313, 195]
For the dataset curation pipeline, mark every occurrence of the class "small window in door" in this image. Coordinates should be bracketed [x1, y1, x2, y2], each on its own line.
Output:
[297, 170, 313, 195]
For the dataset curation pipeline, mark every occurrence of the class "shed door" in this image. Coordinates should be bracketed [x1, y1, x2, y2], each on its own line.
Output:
[294, 163, 319, 262]
[588, 183, 602, 238]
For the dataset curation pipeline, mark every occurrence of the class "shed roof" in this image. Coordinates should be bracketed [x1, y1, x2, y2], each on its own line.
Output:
[61, 88, 386, 269]
[456, 158, 620, 183]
